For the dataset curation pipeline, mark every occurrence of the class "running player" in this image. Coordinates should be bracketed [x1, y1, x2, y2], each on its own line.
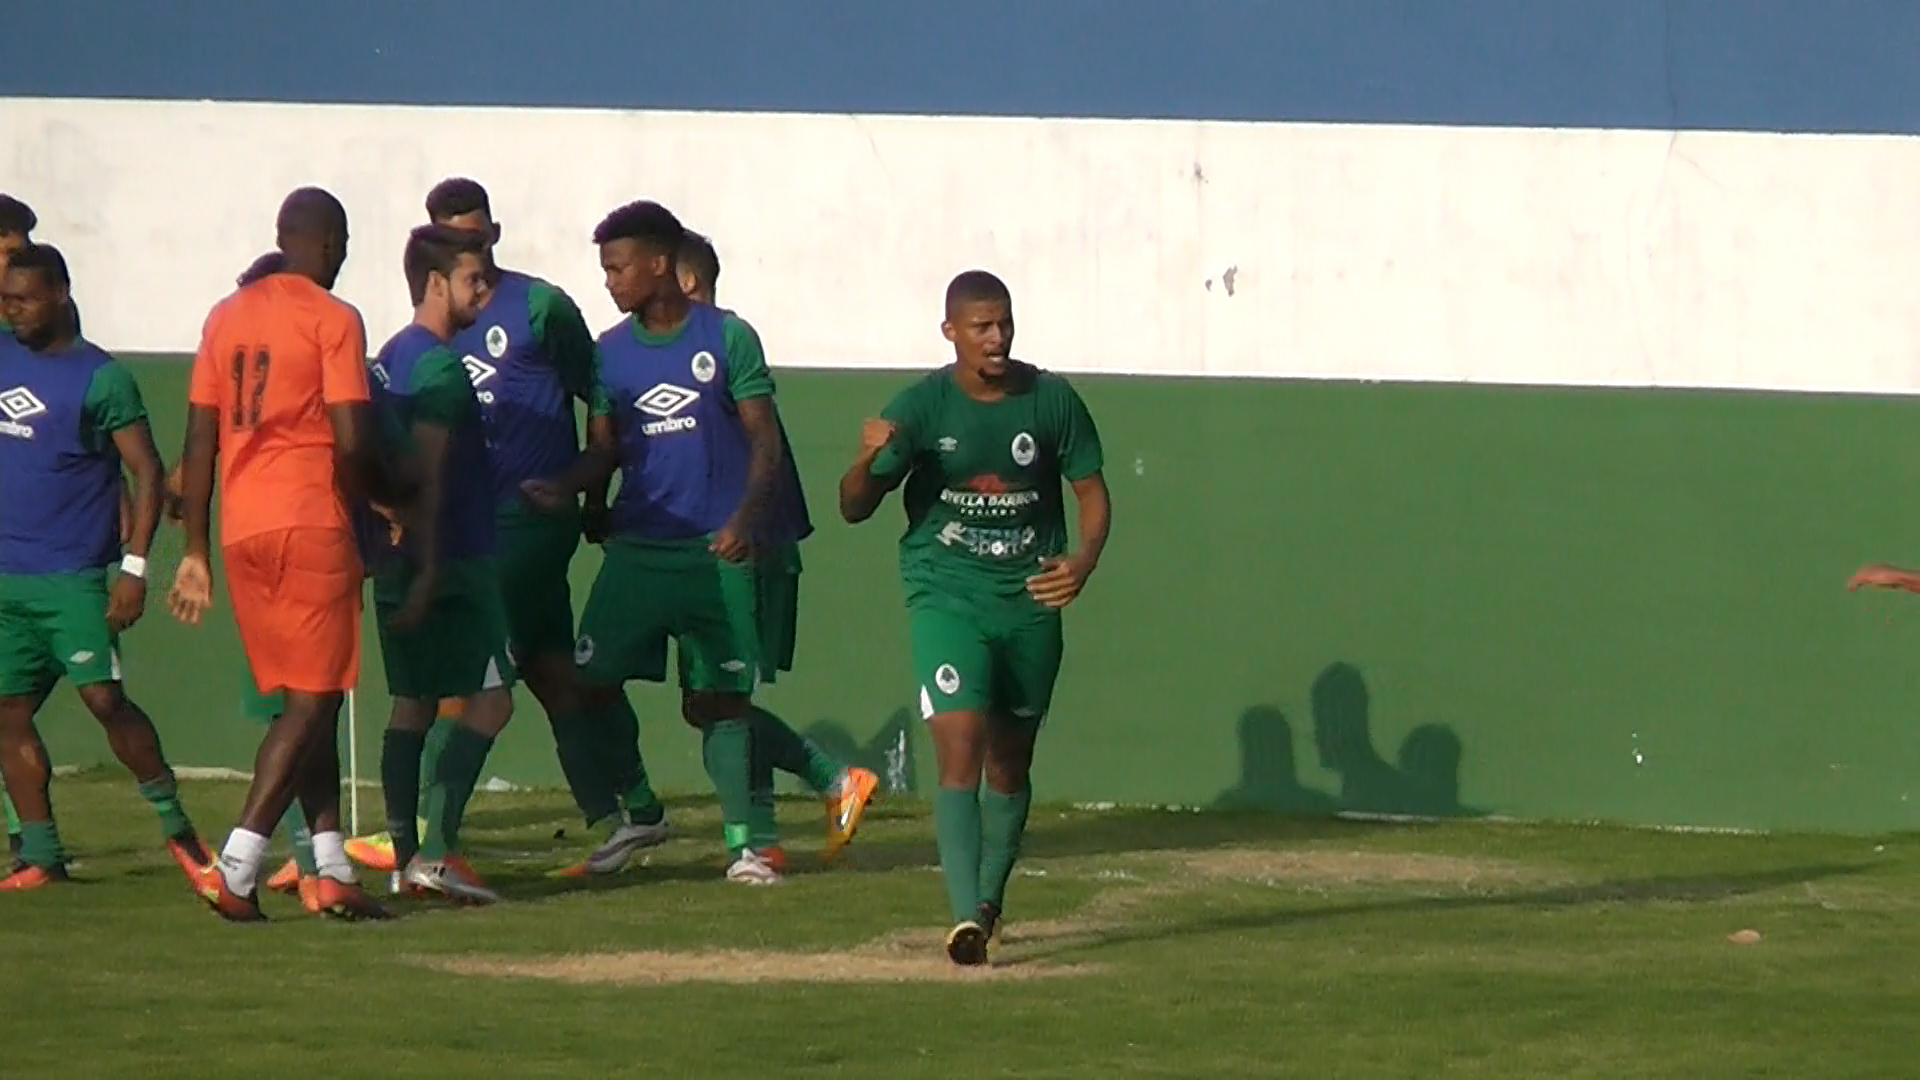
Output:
[675, 229, 877, 870]
[365, 224, 518, 904]
[522, 199, 779, 883]
[170, 187, 401, 922]
[0, 243, 211, 889]
[838, 270, 1111, 964]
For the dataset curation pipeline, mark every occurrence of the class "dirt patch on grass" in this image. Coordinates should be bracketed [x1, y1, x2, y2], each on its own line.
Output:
[1183, 848, 1551, 889]
[426, 945, 1098, 985]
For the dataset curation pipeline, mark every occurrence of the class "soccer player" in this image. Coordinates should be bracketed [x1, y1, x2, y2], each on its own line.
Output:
[170, 187, 401, 922]
[675, 229, 878, 869]
[345, 178, 666, 879]
[837, 270, 1111, 965]
[365, 224, 519, 904]
[522, 200, 782, 884]
[0, 243, 211, 889]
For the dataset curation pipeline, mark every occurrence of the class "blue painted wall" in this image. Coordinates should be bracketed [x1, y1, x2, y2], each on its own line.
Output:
[3, 1, 1917, 134]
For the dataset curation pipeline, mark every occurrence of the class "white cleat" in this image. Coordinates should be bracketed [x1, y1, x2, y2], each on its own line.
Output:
[402, 857, 500, 905]
[726, 849, 782, 886]
[583, 815, 672, 876]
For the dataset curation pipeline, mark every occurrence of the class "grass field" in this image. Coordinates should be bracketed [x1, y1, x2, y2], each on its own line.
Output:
[1, 773, 1915, 1078]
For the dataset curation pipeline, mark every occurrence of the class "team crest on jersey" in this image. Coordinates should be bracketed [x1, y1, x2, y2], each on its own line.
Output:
[573, 635, 595, 666]
[934, 663, 962, 695]
[485, 325, 509, 358]
[1011, 431, 1037, 466]
[0, 386, 45, 438]
[690, 350, 717, 384]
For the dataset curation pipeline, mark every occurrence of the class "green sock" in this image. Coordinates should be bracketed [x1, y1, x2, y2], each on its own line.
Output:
[136, 771, 194, 841]
[978, 786, 1033, 912]
[934, 785, 984, 924]
[700, 717, 755, 855]
[279, 803, 317, 875]
[380, 728, 426, 868]
[416, 717, 455, 820]
[749, 706, 843, 794]
[18, 820, 65, 870]
[420, 725, 496, 860]
[747, 721, 780, 851]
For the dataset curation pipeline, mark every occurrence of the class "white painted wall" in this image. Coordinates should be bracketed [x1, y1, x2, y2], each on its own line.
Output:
[4, 97, 1917, 391]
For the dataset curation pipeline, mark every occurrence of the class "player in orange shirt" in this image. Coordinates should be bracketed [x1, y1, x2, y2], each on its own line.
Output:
[170, 187, 409, 922]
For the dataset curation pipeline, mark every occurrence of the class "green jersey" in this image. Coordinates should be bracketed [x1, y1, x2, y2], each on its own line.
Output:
[869, 363, 1103, 602]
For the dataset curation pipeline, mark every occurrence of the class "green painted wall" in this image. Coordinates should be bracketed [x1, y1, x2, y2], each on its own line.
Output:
[35, 359, 1920, 833]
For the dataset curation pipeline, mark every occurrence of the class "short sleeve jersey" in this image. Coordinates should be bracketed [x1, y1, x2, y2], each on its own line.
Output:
[868, 363, 1104, 603]
[188, 273, 371, 547]
[370, 325, 497, 561]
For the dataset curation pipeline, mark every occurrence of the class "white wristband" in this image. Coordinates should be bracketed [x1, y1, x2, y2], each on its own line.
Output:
[119, 554, 148, 579]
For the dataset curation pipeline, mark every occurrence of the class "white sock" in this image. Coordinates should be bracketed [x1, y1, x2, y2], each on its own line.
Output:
[218, 828, 270, 895]
[311, 831, 355, 883]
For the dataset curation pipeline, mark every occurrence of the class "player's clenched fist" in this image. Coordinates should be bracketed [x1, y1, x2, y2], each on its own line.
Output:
[859, 418, 896, 455]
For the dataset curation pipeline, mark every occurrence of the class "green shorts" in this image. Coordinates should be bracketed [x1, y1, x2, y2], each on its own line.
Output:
[575, 538, 759, 694]
[373, 557, 518, 701]
[496, 505, 581, 663]
[240, 659, 284, 722]
[0, 570, 121, 697]
[754, 543, 802, 683]
[908, 596, 1063, 723]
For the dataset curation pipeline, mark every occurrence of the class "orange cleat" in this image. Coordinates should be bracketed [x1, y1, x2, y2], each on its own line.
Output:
[0, 862, 68, 890]
[296, 875, 324, 914]
[311, 875, 394, 921]
[824, 767, 879, 864]
[265, 858, 303, 895]
[344, 832, 399, 873]
[189, 860, 266, 922]
[166, 832, 214, 881]
[762, 845, 789, 875]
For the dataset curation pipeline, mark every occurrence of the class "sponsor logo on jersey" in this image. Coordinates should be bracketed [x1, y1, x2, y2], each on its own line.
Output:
[634, 383, 701, 435]
[939, 474, 1040, 518]
[0, 386, 46, 438]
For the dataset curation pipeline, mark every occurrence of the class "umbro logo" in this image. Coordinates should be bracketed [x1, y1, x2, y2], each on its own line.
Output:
[635, 383, 700, 435]
[462, 355, 498, 385]
[0, 386, 44, 438]
[938, 437, 958, 453]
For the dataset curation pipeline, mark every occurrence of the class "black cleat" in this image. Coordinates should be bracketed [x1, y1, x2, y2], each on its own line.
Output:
[945, 920, 990, 967]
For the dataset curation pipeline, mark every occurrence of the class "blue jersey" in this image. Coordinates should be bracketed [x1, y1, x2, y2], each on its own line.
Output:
[449, 270, 589, 508]
[595, 304, 758, 540]
[371, 324, 498, 562]
[0, 338, 139, 574]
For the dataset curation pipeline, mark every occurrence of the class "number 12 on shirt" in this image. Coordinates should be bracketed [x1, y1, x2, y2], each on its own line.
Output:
[230, 346, 271, 430]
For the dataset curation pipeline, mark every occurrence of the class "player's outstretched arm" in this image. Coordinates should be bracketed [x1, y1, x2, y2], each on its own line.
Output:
[839, 418, 905, 524]
[1848, 563, 1920, 593]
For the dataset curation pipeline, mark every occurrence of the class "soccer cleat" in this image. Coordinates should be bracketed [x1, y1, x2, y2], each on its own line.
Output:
[402, 856, 500, 905]
[761, 845, 788, 875]
[945, 920, 990, 966]
[0, 861, 68, 890]
[823, 767, 879, 864]
[296, 875, 324, 914]
[165, 831, 214, 882]
[344, 832, 399, 873]
[554, 813, 671, 877]
[189, 860, 267, 922]
[311, 876, 395, 921]
[976, 901, 1002, 945]
[265, 858, 303, 895]
[725, 849, 782, 885]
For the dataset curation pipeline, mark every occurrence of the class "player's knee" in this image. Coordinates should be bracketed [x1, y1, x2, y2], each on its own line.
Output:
[77, 683, 125, 723]
[682, 690, 748, 728]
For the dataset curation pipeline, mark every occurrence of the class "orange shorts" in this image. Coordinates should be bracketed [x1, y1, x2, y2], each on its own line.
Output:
[224, 527, 363, 695]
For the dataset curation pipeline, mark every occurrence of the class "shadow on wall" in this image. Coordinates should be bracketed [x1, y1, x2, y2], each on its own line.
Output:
[1214, 661, 1481, 818]
[803, 708, 920, 796]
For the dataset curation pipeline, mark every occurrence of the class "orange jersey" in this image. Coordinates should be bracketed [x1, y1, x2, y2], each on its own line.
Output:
[188, 273, 371, 546]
